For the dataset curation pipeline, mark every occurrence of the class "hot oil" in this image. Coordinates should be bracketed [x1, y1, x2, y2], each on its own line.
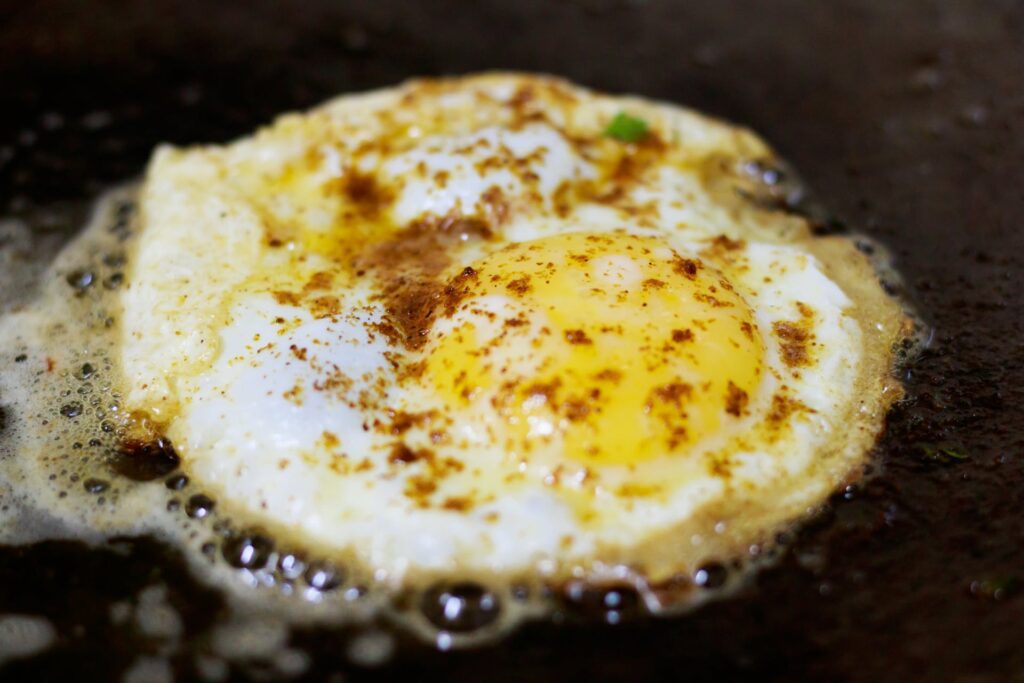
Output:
[0, 170, 924, 678]
[0, 186, 798, 673]
[0, 187, 401, 673]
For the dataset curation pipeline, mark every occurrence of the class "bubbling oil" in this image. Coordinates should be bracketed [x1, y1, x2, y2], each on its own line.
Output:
[0, 185, 918, 675]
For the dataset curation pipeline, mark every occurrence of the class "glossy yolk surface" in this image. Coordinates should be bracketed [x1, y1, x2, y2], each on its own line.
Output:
[424, 231, 765, 466]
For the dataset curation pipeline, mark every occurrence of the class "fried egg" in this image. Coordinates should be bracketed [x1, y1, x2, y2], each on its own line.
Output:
[115, 73, 907, 594]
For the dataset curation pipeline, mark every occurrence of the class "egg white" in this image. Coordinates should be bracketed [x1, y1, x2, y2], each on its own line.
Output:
[121, 73, 906, 587]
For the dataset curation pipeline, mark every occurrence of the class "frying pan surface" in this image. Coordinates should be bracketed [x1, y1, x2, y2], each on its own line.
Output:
[1, 1, 1022, 681]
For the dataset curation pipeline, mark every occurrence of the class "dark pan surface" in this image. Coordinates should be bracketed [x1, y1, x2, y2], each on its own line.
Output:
[1, 1, 1023, 681]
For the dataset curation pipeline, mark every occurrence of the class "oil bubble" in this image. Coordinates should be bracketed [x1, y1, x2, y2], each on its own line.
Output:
[562, 582, 642, 624]
[420, 582, 501, 633]
[102, 272, 124, 290]
[222, 533, 274, 570]
[304, 561, 343, 592]
[185, 494, 215, 519]
[164, 474, 188, 491]
[83, 478, 108, 494]
[65, 269, 94, 292]
[60, 402, 83, 418]
[277, 553, 307, 581]
[693, 562, 729, 589]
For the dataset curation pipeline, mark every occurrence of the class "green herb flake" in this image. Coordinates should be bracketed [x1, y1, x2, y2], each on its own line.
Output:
[605, 112, 649, 143]
[919, 442, 970, 464]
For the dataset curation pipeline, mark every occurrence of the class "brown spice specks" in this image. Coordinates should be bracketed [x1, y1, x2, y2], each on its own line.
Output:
[564, 329, 593, 345]
[384, 410, 436, 435]
[310, 295, 342, 318]
[724, 381, 749, 417]
[506, 276, 532, 296]
[331, 167, 395, 220]
[766, 393, 812, 427]
[359, 216, 488, 353]
[523, 379, 562, 405]
[671, 328, 695, 343]
[303, 271, 334, 292]
[389, 442, 433, 465]
[563, 399, 591, 422]
[442, 496, 472, 512]
[272, 290, 301, 307]
[672, 255, 701, 279]
[642, 278, 667, 290]
[321, 431, 341, 449]
[388, 438, 467, 507]
[650, 381, 693, 407]
[594, 368, 623, 383]
[773, 303, 816, 367]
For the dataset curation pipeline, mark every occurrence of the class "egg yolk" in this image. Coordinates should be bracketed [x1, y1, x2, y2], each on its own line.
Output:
[422, 231, 765, 467]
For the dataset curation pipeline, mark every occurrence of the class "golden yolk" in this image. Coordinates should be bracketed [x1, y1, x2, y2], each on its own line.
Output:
[424, 231, 765, 467]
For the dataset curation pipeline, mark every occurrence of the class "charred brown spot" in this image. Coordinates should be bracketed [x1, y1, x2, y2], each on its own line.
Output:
[272, 290, 301, 306]
[643, 278, 667, 289]
[651, 381, 693, 407]
[282, 381, 304, 405]
[289, 344, 308, 361]
[506, 276, 532, 296]
[672, 256, 701, 279]
[310, 295, 342, 318]
[479, 185, 510, 226]
[773, 321, 813, 367]
[796, 301, 816, 319]
[523, 379, 561, 405]
[594, 368, 623, 383]
[724, 381, 749, 417]
[442, 497, 472, 511]
[439, 267, 480, 315]
[369, 321, 403, 346]
[509, 85, 536, 110]
[709, 456, 732, 478]
[671, 328, 694, 343]
[312, 367, 353, 393]
[334, 168, 394, 219]
[406, 476, 437, 498]
[766, 394, 811, 426]
[563, 399, 591, 422]
[564, 329, 593, 345]
[694, 291, 733, 308]
[303, 271, 334, 292]
[710, 235, 746, 251]
[552, 181, 575, 218]
[385, 410, 435, 435]
[388, 443, 434, 465]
